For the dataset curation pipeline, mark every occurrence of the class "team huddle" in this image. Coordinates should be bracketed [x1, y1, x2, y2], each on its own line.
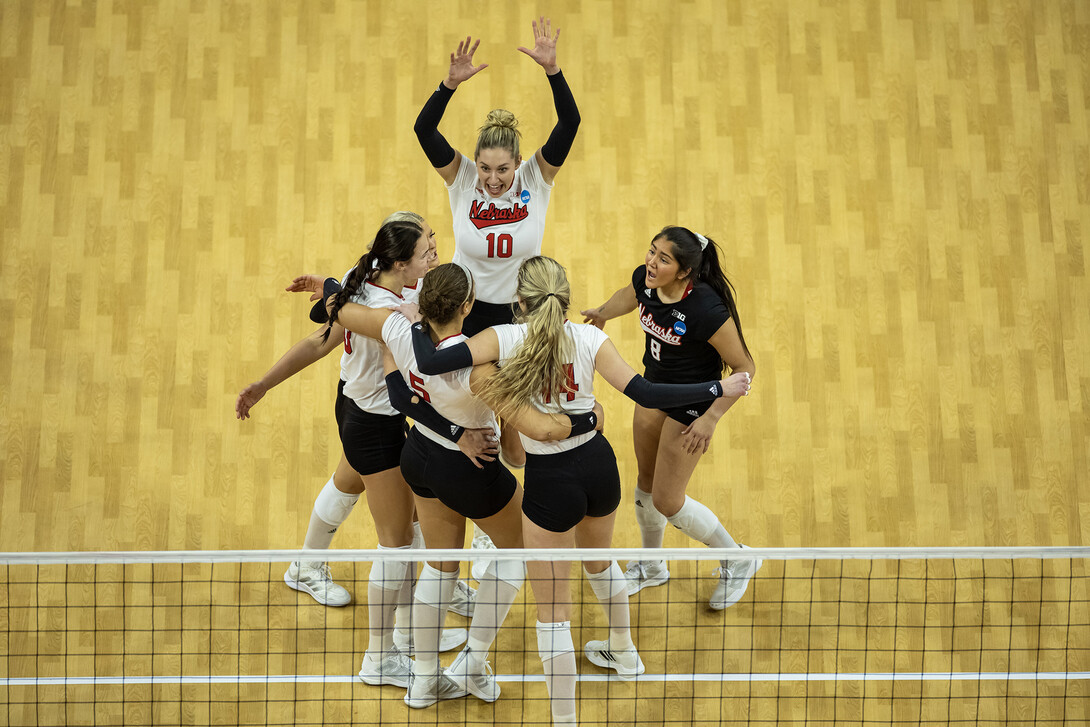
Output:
[235, 19, 756, 725]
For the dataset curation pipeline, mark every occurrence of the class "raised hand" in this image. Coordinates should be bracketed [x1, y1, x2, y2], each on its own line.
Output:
[447, 36, 489, 88]
[719, 371, 752, 398]
[517, 17, 560, 74]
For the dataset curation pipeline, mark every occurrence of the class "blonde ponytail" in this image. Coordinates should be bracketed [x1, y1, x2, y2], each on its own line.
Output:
[476, 256, 574, 418]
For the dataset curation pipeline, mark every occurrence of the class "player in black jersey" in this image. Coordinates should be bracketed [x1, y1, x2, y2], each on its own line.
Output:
[582, 226, 760, 610]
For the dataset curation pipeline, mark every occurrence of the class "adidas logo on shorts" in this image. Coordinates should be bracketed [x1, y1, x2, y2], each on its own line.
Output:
[687, 409, 698, 417]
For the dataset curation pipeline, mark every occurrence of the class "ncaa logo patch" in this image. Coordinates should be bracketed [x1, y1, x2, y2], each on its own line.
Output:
[520, 189, 531, 204]
[673, 321, 687, 335]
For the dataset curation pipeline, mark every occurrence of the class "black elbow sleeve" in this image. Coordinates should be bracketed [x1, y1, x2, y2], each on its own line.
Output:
[411, 323, 473, 375]
[622, 375, 723, 410]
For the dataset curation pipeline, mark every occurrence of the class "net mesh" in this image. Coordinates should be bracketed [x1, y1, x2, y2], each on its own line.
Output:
[1, 548, 1087, 726]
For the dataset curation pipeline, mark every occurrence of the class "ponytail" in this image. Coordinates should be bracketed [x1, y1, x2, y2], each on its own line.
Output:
[322, 219, 423, 342]
[475, 256, 573, 418]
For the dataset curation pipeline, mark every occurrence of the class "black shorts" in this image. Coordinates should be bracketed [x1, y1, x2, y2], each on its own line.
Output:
[400, 427, 518, 520]
[522, 433, 622, 533]
[335, 380, 407, 476]
[661, 399, 714, 426]
[462, 299, 516, 337]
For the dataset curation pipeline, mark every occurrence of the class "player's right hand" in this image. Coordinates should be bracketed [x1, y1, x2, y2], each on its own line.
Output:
[447, 36, 489, 87]
[236, 381, 269, 420]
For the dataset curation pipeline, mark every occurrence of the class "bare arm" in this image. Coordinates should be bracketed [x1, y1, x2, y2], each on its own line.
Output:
[235, 323, 344, 420]
[334, 302, 393, 342]
[679, 319, 756, 454]
[469, 363, 572, 441]
[581, 283, 638, 329]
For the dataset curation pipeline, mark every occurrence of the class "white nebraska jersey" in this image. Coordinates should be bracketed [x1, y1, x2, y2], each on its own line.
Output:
[381, 314, 498, 451]
[448, 153, 553, 304]
[338, 275, 421, 415]
[493, 320, 609, 456]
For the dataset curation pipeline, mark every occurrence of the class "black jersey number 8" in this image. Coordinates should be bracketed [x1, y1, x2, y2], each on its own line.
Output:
[650, 339, 662, 361]
[486, 232, 513, 258]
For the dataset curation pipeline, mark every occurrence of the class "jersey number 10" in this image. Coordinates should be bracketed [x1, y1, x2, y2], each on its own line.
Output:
[486, 232, 513, 258]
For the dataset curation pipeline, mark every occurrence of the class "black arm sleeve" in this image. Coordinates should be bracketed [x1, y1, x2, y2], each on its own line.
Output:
[384, 371, 464, 443]
[308, 278, 343, 324]
[622, 375, 723, 410]
[539, 71, 581, 167]
[413, 82, 458, 168]
[410, 322, 474, 375]
[565, 410, 598, 437]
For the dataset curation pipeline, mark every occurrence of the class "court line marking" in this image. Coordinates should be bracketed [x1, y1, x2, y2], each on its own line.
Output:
[7, 672, 1090, 686]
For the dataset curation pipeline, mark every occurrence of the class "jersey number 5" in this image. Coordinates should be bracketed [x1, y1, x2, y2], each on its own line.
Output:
[486, 232, 513, 258]
[650, 339, 661, 361]
[408, 372, 431, 403]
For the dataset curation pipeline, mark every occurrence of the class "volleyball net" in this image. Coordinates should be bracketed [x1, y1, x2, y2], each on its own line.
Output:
[2, 547, 1087, 726]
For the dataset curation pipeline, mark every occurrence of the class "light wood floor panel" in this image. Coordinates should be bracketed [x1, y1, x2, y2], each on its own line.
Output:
[1, 0, 1088, 723]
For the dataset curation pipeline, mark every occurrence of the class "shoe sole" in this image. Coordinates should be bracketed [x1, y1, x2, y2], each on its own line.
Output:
[358, 670, 410, 688]
[450, 675, 500, 703]
[584, 646, 644, 680]
[403, 683, 469, 708]
[626, 571, 669, 596]
[709, 558, 764, 611]
[283, 572, 350, 607]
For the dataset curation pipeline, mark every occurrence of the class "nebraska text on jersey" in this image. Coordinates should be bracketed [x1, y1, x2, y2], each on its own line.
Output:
[638, 303, 683, 345]
[469, 200, 530, 229]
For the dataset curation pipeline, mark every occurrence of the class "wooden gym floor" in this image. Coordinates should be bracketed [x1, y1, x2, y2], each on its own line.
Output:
[0, 0, 1088, 724]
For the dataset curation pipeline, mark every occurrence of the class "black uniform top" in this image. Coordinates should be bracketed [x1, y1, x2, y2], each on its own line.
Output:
[631, 265, 731, 384]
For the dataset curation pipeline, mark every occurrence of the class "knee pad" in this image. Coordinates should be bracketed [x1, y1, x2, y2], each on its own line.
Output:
[369, 545, 410, 592]
[584, 562, 628, 601]
[666, 496, 721, 545]
[312, 476, 360, 526]
[413, 563, 458, 608]
[633, 487, 667, 530]
[411, 521, 424, 549]
[536, 621, 574, 661]
[485, 558, 526, 590]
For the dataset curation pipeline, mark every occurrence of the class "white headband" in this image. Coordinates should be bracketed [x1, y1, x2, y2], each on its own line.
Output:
[455, 262, 475, 304]
[695, 233, 709, 251]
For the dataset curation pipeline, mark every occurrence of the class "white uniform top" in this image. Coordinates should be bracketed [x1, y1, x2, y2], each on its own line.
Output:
[448, 154, 553, 304]
[493, 320, 608, 456]
[381, 314, 498, 451]
[339, 274, 420, 415]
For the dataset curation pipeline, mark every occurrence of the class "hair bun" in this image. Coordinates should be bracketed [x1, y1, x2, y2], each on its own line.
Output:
[483, 109, 518, 130]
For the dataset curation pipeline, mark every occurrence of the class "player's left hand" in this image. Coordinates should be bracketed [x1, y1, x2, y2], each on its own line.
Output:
[286, 274, 326, 301]
[517, 17, 560, 74]
[395, 302, 421, 323]
[681, 414, 718, 455]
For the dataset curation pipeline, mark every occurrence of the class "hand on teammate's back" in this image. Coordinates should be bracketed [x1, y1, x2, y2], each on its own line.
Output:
[458, 427, 500, 469]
